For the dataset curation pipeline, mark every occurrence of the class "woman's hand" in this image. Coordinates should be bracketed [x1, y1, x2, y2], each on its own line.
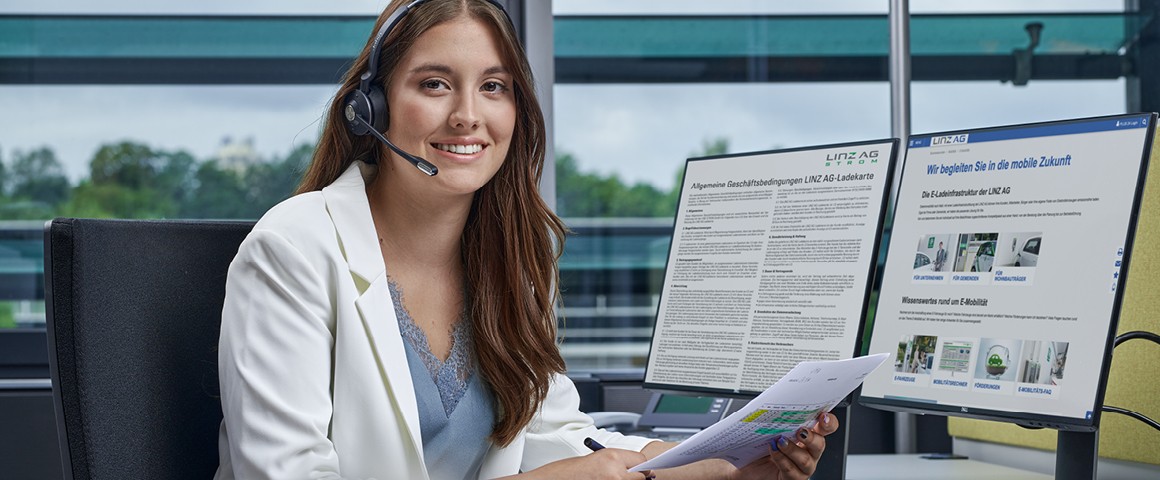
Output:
[516, 448, 653, 480]
[730, 412, 839, 480]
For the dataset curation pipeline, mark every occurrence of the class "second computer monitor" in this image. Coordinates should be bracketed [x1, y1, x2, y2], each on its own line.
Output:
[643, 139, 899, 396]
[858, 113, 1155, 430]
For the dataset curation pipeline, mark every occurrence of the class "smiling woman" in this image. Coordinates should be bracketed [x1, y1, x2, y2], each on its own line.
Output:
[216, 0, 838, 477]
[215, 1, 668, 479]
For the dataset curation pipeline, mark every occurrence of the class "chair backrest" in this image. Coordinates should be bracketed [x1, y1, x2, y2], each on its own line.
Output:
[44, 218, 254, 480]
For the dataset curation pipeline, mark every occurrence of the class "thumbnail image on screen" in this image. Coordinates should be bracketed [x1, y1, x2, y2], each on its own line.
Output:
[894, 335, 936, 375]
[858, 113, 1155, 428]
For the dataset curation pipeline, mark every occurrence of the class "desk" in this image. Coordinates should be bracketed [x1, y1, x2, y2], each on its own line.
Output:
[846, 454, 1050, 479]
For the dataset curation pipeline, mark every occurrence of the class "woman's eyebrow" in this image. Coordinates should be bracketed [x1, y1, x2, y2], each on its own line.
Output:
[408, 63, 510, 77]
[482, 65, 509, 76]
[409, 63, 453, 75]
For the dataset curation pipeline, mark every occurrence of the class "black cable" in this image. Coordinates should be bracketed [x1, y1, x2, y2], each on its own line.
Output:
[1113, 330, 1160, 348]
[1101, 331, 1160, 432]
[1101, 405, 1160, 432]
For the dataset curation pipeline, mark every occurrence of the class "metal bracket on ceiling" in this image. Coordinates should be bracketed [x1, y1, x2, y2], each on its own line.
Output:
[1012, 21, 1044, 86]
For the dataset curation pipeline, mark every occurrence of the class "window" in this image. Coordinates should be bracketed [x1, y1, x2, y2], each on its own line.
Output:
[549, 3, 1144, 370]
[0, 12, 373, 378]
[0, 1, 1150, 377]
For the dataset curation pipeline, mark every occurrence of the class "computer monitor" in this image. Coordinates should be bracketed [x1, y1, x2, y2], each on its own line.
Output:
[643, 139, 899, 397]
[858, 113, 1156, 435]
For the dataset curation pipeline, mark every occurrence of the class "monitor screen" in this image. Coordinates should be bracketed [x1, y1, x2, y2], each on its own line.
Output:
[654, 394, 718, 414]
[643, 139, 899, 396]
[858, 113, 1156, 430]
[636, 393, 730, 430]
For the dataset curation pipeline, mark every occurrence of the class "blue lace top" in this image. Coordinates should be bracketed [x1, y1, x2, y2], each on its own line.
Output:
[389, 279, 495, 479]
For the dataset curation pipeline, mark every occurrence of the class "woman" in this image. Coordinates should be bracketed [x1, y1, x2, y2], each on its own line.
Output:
[214, 1, 836, 478]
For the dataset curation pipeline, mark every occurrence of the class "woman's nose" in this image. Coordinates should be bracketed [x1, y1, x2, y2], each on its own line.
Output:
[449, 94, 479, 129]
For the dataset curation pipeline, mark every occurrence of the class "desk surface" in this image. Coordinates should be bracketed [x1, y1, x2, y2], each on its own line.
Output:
[846, 454, 1050, 480]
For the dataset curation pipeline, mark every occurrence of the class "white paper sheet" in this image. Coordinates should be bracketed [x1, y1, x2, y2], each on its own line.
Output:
[630, 353, 889, 472]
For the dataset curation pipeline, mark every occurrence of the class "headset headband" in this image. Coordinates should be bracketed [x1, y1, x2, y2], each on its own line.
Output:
[358, 0, 513, 94]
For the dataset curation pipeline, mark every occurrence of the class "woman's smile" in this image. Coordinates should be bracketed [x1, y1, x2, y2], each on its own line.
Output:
[430, 138, 488, 160]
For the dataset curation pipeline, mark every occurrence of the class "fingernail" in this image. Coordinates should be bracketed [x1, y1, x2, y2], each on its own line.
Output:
[770, 435, 781, 451]
[823, 413, 831, 425]
[777, 435, 790, 450]
[798, 429, 809, 440]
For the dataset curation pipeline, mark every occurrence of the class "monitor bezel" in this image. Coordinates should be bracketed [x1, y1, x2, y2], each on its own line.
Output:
[642, 138, 900, 398]
[856, 112, 1157, 432]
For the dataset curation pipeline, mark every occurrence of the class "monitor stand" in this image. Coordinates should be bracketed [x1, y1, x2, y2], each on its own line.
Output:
[813, 405, 850, 480]
[1056, 429, 1098, 480]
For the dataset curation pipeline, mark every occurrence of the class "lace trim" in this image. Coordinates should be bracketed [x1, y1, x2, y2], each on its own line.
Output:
[388, 277, 473, 416]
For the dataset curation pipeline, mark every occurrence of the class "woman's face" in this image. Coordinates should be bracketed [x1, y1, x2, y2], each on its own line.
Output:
[383, 16, 516, 198]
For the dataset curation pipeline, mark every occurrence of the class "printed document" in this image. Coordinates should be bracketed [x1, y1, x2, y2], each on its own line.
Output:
[632, 353, 888, 472]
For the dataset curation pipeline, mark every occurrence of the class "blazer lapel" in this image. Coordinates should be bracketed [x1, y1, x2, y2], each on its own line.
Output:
[322, 161, 385, 285]
[322, 162, 425, 465]
[354, 277, 424, 466]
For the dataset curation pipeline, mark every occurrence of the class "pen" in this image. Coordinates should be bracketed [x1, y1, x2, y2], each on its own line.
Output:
[583, 437, 605, 451]
[584, 437, 656, 480]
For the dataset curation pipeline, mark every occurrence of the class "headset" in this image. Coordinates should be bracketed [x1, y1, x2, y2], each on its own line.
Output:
[342, 0, 513, 176]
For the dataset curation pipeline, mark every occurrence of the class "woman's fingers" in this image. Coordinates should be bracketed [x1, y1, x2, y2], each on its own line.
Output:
[767, 435, 812, 480]
[797, 426, 827, 460]
[813, 412, 840, 436]
[591, 448, 650, 479]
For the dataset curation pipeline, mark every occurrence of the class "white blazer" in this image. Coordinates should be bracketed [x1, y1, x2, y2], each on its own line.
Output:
[215, 162, 654, 480]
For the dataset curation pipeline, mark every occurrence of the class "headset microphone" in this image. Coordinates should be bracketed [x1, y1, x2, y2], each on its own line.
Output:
[345, 105, 438, 176]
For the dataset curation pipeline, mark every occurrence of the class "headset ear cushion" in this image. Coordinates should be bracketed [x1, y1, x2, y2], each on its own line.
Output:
[343, 89, 375, 136]
[367, 87, 388, 132]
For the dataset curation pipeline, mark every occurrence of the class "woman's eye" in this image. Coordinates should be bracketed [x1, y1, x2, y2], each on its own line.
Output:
[421, 79, 447, 90]
[482, 81, 507, 93]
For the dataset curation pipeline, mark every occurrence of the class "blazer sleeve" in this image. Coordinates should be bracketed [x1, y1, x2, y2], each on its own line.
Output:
[217, 229, 351, 479]
[519, 374, 659, 472]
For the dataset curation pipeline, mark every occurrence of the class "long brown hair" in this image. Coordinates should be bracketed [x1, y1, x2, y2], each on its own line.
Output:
[298, 0, 567, 447]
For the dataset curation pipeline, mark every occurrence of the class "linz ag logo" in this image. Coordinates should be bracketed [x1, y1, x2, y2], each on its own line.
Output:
[825, 149, 879, 167]
[931, 134, 969, 146]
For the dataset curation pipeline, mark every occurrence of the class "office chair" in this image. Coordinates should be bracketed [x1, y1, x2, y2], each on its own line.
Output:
[44, 218, 254, 480]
